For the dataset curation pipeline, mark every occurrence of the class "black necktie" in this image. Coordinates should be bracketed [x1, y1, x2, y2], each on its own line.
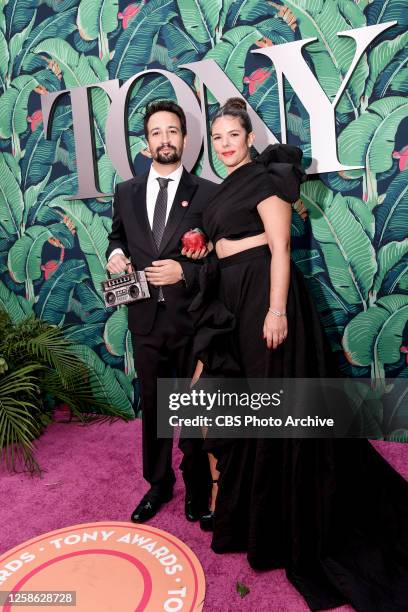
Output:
[152, 177, 172, 301]
[152, 177, 171, 249]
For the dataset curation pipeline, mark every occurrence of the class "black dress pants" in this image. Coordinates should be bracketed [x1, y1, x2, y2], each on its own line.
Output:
[131, 304, 210, 497]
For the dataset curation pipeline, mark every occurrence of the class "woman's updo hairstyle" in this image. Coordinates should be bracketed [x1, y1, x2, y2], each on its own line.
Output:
[211, 97, 253, 134]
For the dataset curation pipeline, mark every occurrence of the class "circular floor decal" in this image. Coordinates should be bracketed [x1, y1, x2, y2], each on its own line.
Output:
[0, 522, 205, 611]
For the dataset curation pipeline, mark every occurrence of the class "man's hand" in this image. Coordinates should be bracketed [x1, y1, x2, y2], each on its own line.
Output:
[145, 260, 183, 285]
[107, 253, 132, 275]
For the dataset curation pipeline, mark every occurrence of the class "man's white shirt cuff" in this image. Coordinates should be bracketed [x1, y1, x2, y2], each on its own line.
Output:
[108, 248, 125, 260]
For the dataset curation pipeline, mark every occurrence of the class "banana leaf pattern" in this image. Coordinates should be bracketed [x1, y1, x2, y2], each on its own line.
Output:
[0, 0, 406, 436]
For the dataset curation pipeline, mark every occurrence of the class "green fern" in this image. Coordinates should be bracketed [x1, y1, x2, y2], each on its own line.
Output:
[0, 308, 131, 472]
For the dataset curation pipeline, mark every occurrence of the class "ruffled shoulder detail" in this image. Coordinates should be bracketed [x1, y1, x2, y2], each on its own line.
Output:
[254, 143, 304, 167]
[253, 144, 306, 204]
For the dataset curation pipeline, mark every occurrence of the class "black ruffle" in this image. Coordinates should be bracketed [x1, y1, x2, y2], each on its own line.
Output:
[188, 258, 241, 375]
[254, 143, 304, 168]
[253, 144, 307, 204]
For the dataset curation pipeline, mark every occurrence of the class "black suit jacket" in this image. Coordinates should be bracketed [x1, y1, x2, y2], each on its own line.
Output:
[106, 169, 217, 335]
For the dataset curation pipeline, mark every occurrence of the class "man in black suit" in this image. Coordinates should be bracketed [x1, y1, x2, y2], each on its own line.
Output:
[106, 100, 215, 523]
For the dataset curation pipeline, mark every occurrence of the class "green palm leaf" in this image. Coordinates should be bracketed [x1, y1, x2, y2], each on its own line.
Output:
[77, 0, 119, 63]
[49, 199, 108, 291]
[28, 175, 77, 226]
[176, 0, 221, 45]
[291, 249, 325, 277]
[8, 14, 36, 78]
[7, 224, 73, 284]
[4, 0, 37, 40]
[387, 430, 408, 443]
[14, 8, 78, 75]
[0, 75, 38, 139]
[227, 0, 275, 28]
[77, 0, 119, 40]
[284, 0, 367, 114]
[367, 0, 407, 34]
[109, 0, 177, 79]
[21, 129, 59, 191]
[365, 30, 408, 101]
[0, 280, 32, 323]
[0, 152, 24, 237]
[6, 321, 80, 375]
[33, 38, 108, 87]
[255, 17, 296, 44]
[74, 344, 134, 416]
[203, 25, 261, 97]
[75, 281, 106, 312]
[34, 259, 88, 324]
[342, 295, 408, 371]
[374, 171, 408, 246]
[302, 181, 377, 306]
[161, 22, 207, 65]
[41, 0, 79, 11]
[64, 322, 104, 346]
[373, 48, 408, 98]
[0, 364, 43, 472]
[104, 307, 134, 377]
[23, 172, 53, 226]
[0, 19, 9, 91]
[248, 71, 280, 134]
[391, 67, 408, 94]
[381, 253, 408, 295]
[373, 239, 408, 295]
[305, 275, 351, 320]
[71, 281, 106, 324]
[218, 0, 236, 33]
[346, 196, 376, 241]
[337, 97, 408, 177]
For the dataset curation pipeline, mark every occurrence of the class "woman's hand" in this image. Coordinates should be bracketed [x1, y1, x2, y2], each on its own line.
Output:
[181, 246, 208, 259]
[263, 311, 288, 349]
[181, 241, 213, 260]
[293, 198, 308, 220]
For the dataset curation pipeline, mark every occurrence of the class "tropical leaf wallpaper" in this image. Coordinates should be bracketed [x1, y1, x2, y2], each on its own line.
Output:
[0, 0, 407, 437]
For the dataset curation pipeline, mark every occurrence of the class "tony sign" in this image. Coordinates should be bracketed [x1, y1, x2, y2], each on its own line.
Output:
[40, 21, 395, 199]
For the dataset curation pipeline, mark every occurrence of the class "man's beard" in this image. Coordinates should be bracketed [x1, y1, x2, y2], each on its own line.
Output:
[154, 146, 181, 164]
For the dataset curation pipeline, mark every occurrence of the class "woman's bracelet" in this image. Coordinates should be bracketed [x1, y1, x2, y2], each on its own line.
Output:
[268, 308, 287, 317]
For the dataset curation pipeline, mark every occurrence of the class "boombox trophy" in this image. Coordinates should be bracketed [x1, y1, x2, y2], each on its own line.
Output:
[102, 264, 150, 308]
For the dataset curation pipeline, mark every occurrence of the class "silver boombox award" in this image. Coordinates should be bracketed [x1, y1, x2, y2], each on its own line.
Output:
[102, 268, 150, 308]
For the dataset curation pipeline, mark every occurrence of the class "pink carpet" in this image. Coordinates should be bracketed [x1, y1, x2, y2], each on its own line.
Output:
[1, 417, 407, 611]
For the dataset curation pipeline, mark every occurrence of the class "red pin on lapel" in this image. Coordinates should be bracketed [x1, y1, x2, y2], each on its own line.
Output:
[181, 200, 189, 207]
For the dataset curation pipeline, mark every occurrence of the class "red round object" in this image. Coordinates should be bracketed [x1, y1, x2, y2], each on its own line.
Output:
[181, 228, 207, 251]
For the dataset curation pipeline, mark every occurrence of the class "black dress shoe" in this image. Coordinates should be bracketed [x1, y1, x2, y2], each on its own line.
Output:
[199, 510, 214, 531]
[130, 489, 173, 523]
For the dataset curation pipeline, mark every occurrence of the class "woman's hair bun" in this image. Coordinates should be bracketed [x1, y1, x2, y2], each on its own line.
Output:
[223, 97, 247, 111]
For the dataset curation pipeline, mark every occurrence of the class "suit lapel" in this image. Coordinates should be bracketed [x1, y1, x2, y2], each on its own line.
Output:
[132, 175, 157, 254]
[158, 170, 198, 255]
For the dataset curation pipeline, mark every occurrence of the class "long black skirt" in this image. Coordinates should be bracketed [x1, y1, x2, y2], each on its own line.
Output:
[190, 245, 408, 611]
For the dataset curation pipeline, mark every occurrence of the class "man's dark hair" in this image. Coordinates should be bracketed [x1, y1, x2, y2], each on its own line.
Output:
[144, 100, 187, 137]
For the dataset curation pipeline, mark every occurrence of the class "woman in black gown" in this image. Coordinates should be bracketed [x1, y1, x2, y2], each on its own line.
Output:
[188, 98, 408, 611]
